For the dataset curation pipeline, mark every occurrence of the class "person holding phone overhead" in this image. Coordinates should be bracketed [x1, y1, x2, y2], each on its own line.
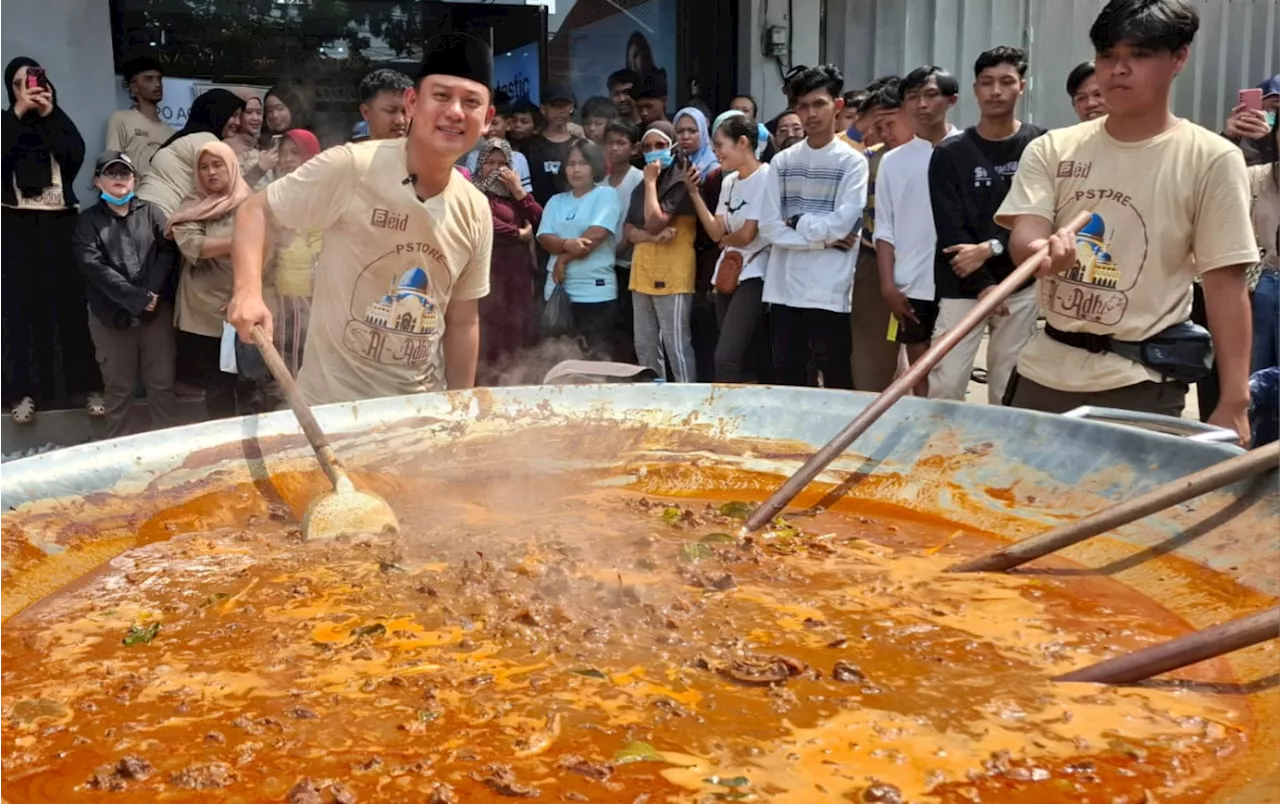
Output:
[3, 57, 103, 424]
[227, 34, 496, 405]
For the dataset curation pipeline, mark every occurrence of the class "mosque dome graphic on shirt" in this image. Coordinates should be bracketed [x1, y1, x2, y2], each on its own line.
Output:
[1066, 212, 1120, 288]
[363, 267, 439, 334]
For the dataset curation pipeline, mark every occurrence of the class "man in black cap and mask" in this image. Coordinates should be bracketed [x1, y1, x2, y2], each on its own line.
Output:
[107, 56, 170, 175]
[227, 33, 496, 405]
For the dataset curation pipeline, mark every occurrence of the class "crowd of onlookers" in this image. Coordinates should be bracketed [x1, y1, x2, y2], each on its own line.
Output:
[1, 0, 1277, 448]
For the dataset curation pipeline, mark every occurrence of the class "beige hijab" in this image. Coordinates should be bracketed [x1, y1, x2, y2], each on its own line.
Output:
[165, 141, 253, 238]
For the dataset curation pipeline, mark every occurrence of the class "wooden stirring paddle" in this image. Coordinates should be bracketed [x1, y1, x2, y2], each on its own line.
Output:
[740, 210, 1095, 535]
[949, 440, 1279, 573]
[251, 325, 400, 541]
[1054, 606, 1279, 684]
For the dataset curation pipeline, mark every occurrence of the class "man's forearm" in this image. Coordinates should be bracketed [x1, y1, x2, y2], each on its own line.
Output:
[443, 317, 480, 389]
[875, 240, 897, 291]
[1202, 266, 1253, 404]
[232, 192, 270, 298]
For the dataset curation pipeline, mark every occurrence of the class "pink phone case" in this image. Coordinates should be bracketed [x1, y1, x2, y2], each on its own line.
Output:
[1239, 88, 1263, 111]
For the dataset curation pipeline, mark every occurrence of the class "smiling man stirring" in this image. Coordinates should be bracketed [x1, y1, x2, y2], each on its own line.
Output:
[227, 34, 495, 405]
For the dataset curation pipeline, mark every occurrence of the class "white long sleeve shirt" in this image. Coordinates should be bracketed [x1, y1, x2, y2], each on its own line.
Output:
[759, 138, 869, 313]
[873, 130, 959, 301]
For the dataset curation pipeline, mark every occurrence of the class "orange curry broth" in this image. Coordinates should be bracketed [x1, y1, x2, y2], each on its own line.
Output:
[0, 462, 1258, 803]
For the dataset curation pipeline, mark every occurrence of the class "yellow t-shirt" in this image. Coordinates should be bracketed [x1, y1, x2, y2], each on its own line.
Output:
[995, 118, 1258, 393]
[629, 215, 697, 295]
[266, 138, 492, 405]
[105, 109, 174, 175]
[274, 229, 323, 298]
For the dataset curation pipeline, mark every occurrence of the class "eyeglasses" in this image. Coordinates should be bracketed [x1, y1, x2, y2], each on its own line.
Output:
[101, 168, 134, 179]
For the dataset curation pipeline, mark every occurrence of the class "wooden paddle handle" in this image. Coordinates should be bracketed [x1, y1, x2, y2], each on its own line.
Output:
[948, 441, 1280, 573]
[740, 210, 1095, 534]
[251, 325, 347, 490]
[1053, 606, 1280, 684]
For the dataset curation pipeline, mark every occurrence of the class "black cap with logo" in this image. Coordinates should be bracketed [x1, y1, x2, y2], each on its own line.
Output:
[94, 151, 136, 176]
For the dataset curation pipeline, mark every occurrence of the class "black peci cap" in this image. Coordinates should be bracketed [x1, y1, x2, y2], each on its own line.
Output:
[418, 33, 494, 91]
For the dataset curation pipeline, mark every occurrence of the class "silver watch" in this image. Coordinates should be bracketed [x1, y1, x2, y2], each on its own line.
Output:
[987, 238, 1005, 257]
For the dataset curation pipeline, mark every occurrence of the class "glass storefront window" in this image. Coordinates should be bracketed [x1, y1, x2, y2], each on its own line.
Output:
[110, 0, 680, 141]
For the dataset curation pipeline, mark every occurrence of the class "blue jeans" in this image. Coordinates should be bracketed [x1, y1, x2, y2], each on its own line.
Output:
[1252, 269, 1280, 373]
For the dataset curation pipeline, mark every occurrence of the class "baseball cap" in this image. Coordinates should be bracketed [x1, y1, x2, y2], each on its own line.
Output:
[1259, 75, 1280, 98]
[94, 151, 136, 176]
[542, 82, 575, 105]
[351, 120, 370, 141]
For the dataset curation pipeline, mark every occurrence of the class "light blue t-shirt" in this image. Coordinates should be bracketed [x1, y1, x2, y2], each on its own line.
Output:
[538, 185, 621, 303]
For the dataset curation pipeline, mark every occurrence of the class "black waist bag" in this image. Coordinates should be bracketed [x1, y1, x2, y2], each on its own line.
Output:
[1045, 321, 1214, 384]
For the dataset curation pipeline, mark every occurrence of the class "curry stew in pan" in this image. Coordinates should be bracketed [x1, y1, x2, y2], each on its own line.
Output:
[1, 456, 1260, 803]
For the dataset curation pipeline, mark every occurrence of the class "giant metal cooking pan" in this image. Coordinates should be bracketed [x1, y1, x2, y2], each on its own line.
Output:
[2, 385, 1277, 800]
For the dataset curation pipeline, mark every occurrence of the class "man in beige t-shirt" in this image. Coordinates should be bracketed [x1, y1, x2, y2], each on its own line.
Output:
[996, 0, 1258, 444]
[106, 58, 173, 175]
[227, 34, 496, 406]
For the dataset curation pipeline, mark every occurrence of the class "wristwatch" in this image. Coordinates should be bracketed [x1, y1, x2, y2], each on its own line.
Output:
[987, 238, 1005, 257]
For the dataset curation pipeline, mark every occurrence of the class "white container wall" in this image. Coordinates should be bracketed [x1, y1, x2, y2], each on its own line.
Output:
[824, 0, 1278, 130]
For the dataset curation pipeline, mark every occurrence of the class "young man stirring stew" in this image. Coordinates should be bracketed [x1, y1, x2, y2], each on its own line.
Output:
[228, 34, 496, 405]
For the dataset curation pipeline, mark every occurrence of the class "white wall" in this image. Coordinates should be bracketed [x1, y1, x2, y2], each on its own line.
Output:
[738, 0, 826, 122]
[1, 0, 119, 203]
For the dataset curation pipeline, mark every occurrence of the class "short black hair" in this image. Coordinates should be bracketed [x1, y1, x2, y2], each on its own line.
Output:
[974, 46, 1028, 79]
[864, 75, 899, 94]
[785, 64, 844, 104]
[493, 102, 513, 119]
[1066, 61, 1097, 97]
[607, 69, 639, 92]
[902, 65, 960, 97]
[359, 69, 412, 104]
[860, 82, 902, 114]
[121, 56, 162, 87]
[581, 96, 615, 121]
[604, 118, 640, 144]
[714, 114, 760, 148]
[1089, 0, 1199, 53]
[731, 94, 758, 117]
[559, 137, 608, 184]
[843, 90, 868, 109]
[510, 99, 545, 129]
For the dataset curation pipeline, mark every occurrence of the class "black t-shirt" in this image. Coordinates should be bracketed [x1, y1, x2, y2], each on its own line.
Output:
[524, 135, 574, 206]
[929, 123, 1047, 299]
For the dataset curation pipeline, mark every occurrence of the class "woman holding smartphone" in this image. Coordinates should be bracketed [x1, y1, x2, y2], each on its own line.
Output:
[684, 114, 772, 383]
[2, 57, 101, 423]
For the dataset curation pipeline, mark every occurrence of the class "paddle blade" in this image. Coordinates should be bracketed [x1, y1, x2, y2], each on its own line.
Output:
[301, 487, 400, 541]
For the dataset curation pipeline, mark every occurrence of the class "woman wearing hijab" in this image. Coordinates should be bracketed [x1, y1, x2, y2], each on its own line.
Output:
[139, 88, 245, 216]
[261, 85, 310, 147]
[227, 89, 277, 188]
[2, 57, 102, 423]
[674, 106, 725, 381]
[167, 141, 271, 418]
[471, 137, 543, 383]
[269, 129, 322, 377]
[625, 121, 699, 382]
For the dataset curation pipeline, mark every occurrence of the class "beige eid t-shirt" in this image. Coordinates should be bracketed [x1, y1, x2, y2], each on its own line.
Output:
[266, 137, 493, 405]
[996, 118, 1258, 393]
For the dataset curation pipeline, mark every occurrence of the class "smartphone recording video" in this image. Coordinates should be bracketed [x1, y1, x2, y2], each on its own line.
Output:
[25, 67, 47, 91]
[1239, 88, 1263, 112]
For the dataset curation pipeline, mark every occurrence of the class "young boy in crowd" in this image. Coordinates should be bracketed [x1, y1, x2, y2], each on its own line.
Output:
[998, 0, 1257, 445]
[581, 96, 616, 146]
[358, 68, 413, 140]
[927, 46, 1046, 404]
[875, 65, 961, 397]
[759, 64, 868, 389]
[71, 152, 180, 437]
[850, 80, 912, 392]
[507, 99, 543, 153]
[605, 120, 644, 359]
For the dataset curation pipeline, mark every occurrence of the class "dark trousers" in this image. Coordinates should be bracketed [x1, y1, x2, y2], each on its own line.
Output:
[691, 290, 719, 382]
[177, 331, 276, 419]
[87, 301, 178, 438]
[1191, 282, 1219, 422]
[571, 300, 618, 360]
[771, 304, 853, 389]
[713, 278, 771, 383]
[1004, 370, 1187, 419]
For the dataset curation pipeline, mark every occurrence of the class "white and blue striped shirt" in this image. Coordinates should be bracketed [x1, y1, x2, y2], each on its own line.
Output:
[759, 138, 868, 313]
